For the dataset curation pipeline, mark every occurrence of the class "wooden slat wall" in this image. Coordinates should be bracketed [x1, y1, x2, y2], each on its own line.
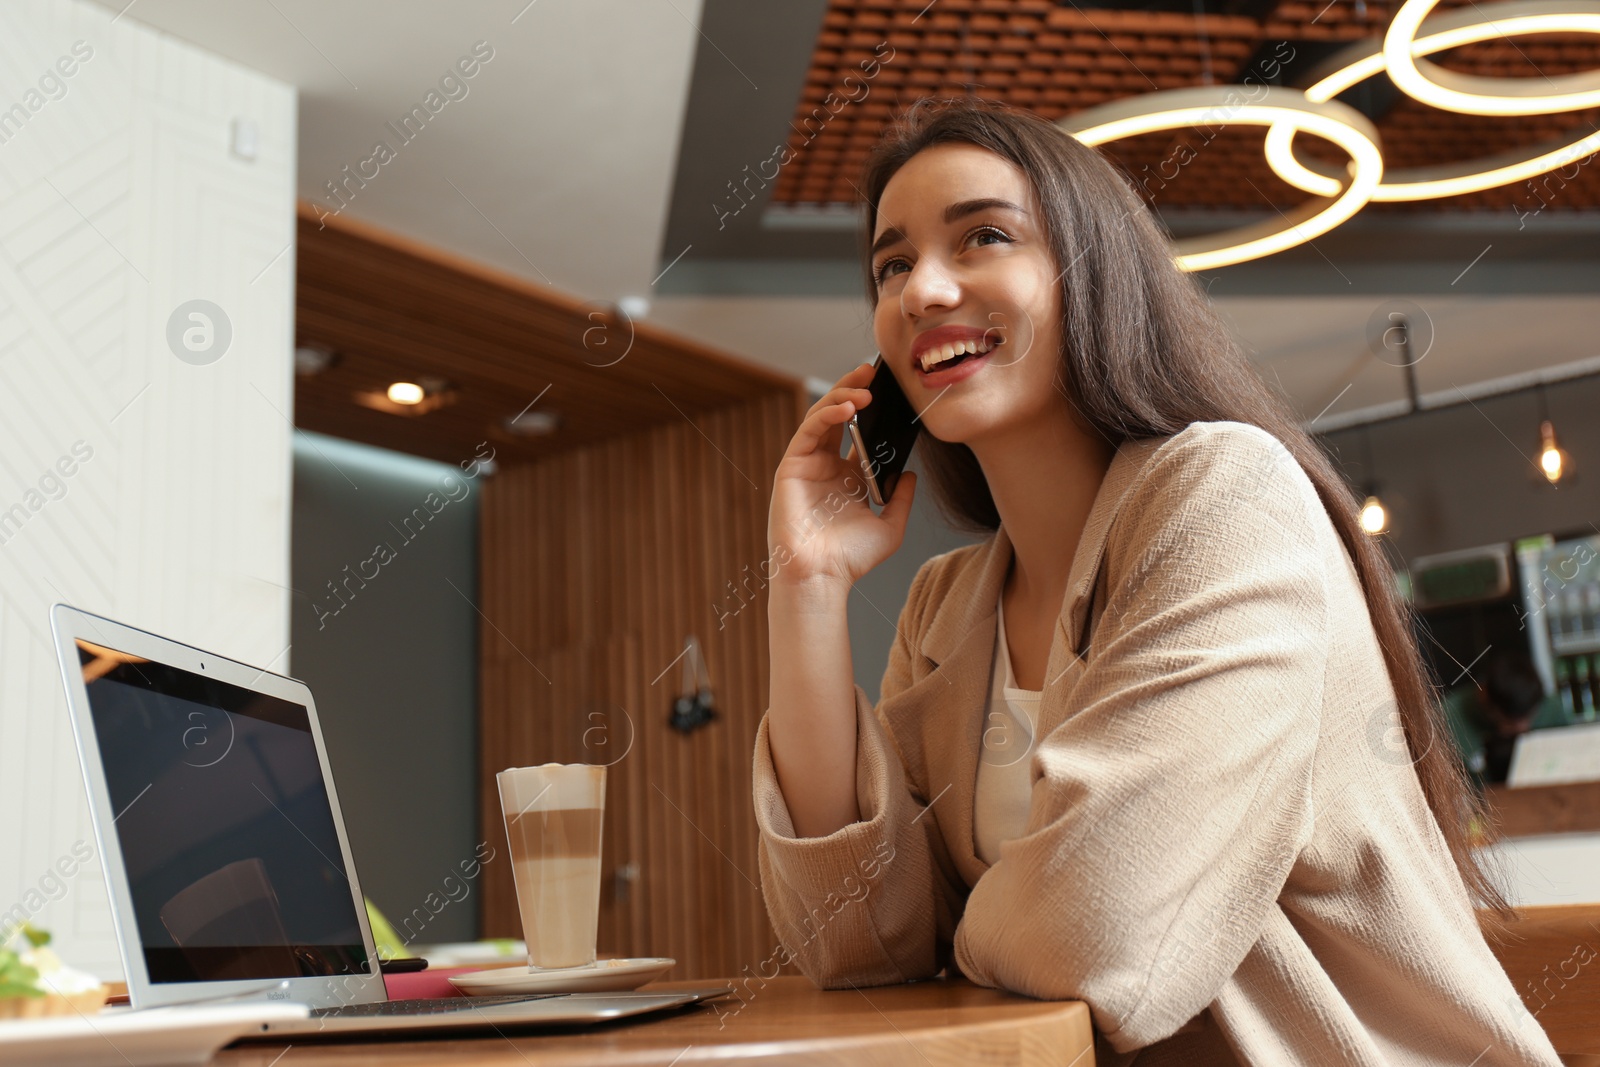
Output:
[478, 389, 807, 980]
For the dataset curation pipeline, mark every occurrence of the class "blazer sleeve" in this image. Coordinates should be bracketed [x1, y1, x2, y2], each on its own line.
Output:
[953, 426, 1328, 1051]
[752, 560, 965, 987]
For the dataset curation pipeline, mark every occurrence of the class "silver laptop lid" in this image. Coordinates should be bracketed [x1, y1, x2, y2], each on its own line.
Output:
[49, 604, 387, 1011]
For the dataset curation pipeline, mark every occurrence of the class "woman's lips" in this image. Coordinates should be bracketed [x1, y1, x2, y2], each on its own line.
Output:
[914, 342, 1000, 389]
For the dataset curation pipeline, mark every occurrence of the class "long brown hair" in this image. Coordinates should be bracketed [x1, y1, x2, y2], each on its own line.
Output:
[860, 97, 1512, 923]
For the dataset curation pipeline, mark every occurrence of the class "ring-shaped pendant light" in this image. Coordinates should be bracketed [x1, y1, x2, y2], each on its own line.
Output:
[1266, 0, 1600, 199]
[1059, 86, 1384, 272]
[1384, 0, 1600, 115]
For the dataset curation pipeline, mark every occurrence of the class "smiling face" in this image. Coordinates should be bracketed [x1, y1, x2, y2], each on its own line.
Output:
[869, 142, 1067, 447]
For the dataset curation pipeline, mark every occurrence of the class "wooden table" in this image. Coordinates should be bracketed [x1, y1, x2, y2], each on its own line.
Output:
[213, 976, 1094, 1066]
[1484, 780, 1600, 837]
[1479, 905, 1600, 1064]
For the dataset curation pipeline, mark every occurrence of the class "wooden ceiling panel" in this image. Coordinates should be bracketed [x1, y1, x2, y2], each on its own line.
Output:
[294, 207, 801, 466]
[775, 0, 1600, 214]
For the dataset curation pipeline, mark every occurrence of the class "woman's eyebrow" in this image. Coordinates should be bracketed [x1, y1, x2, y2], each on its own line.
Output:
[944, 197, 1029, 224]
[871, 198, 1030, 258]
[870, 225, 907, 259]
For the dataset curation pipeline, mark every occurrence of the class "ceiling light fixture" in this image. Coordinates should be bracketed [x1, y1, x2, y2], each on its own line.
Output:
[1384, 0, 1600, 117]
[294, 344, 338, 376]
[387, 381, 425, 405]
[1266, 0, 1600, 200]
[1060, 87, 1384, 271]
[1539, 421, 1567, 482]
[503, 409, 562, 436]
[1358, 430, 1390, 536]
[1360, 494, 1390, 535]
[355, 376, 457, 417]
[1535, 382, 1571, 484]
[1052, 0, 1600, 268]
[1359, 494, 1390, 534]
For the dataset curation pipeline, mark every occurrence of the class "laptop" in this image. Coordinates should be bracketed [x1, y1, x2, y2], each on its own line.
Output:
[48, 604, 727, 1036]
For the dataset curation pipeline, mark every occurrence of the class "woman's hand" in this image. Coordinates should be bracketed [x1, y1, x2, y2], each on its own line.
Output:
[766, 361, 913, 836]
[768, 362, 917, 591]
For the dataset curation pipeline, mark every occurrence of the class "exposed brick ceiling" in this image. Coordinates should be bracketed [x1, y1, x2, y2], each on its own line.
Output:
[774, 0, 1600, 214]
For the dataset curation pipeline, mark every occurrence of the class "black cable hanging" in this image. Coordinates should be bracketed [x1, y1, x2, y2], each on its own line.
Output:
[1361, 426, 1379, 496]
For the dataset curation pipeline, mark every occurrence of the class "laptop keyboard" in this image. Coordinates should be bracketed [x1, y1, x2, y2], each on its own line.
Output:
[312, 994, 563, 1017]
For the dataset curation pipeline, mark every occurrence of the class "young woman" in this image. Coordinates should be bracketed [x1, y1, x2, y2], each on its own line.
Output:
[752, 98, 1559, 1066]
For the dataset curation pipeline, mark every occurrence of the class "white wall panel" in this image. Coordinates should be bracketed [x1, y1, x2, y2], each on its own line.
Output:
[0, 0, 295, 980]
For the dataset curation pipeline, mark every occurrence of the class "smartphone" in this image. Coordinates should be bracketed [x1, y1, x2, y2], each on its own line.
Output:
[846, 354, 921, 508]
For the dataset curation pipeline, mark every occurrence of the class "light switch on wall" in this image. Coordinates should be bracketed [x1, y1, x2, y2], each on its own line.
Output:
[231, 117, 259, 161]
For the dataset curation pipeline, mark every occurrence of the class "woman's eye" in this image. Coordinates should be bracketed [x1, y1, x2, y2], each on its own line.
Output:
[967, 225, 1012, 248]
[874, 258, 909, 285]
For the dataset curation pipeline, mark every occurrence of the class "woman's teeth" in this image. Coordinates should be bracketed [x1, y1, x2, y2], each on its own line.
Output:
[918, 338, 998, 373]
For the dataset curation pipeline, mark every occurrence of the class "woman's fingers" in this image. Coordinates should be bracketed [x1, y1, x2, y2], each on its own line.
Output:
[785, 399, 858, 461]
[841, 360, 875, 385]
[804, 386, 872, 425]
[802, 363, 876, 419]
[822, 401, 852, 459]
[878, 470, 917, 538]
[790, 365, 877, 466]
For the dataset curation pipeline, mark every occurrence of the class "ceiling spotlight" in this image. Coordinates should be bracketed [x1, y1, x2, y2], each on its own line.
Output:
[1360, 494, 1390, 535]
[355, 376, 457, 416]
[387, 381, 426, 405]
[504, 409, 562, 436]
[295, 344, 338, 376]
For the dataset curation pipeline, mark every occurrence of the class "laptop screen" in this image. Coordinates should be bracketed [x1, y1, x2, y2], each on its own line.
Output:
[75, 639, 371, 984]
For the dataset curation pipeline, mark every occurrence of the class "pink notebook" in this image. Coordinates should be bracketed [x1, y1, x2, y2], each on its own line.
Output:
[383, 966, 483, 1000]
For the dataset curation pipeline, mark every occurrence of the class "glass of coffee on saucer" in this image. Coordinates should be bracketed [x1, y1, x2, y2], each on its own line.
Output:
[498, 763, 606, 970]
[446, 764, 677, 996]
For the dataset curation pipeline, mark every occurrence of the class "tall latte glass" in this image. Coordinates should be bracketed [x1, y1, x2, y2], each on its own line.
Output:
[496, 763, 606, 970]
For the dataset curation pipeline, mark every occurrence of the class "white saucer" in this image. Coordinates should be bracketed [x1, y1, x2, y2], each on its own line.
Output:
[448, 957, 676, 996]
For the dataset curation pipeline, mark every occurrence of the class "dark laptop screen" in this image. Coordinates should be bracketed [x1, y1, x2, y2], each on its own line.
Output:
[75, 639, 370, 983]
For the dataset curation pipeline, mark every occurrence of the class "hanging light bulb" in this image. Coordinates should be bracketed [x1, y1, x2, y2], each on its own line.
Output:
[1539, 419, 1567, 484]
[1535, 383, 1569, 485]
[1358, 428, 1389, 535]
[1360, 493, 1389, 535]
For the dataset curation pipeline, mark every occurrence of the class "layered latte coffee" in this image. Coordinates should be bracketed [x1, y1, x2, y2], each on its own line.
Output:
[496, 764, 606, 970]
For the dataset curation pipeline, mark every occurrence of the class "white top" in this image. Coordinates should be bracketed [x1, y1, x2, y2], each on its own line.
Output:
[972, 594, 1042, 866]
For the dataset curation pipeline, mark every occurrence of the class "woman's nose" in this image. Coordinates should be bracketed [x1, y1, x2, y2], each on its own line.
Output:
[898, 258, 961, 319]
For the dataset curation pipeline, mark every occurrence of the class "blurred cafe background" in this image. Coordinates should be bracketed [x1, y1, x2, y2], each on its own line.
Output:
[1, 0, 1597, 990]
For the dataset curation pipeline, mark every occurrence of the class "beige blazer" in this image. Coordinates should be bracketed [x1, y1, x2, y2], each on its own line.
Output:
[752, 421, 1561, 1066]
